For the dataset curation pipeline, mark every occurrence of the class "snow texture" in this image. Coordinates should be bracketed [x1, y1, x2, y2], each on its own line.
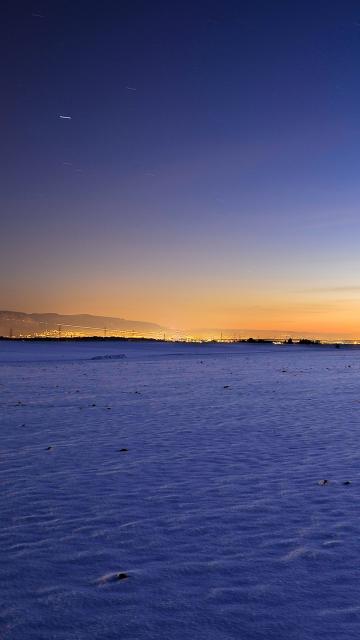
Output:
[1, 340, 360, 639]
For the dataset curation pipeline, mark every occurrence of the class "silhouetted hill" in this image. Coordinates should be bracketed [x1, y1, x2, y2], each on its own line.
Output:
[0, 311, 164, 338]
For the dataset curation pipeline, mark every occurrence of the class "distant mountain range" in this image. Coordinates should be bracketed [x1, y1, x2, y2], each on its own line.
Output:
[0, 311, 165, 338]
[0, 310, 354, 342]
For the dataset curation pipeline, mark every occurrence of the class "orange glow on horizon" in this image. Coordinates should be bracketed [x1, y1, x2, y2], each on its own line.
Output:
[9, 282, 360, 340]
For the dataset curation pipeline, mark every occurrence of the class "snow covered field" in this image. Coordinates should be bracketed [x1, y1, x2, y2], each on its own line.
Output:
[1, 340, 360, 639]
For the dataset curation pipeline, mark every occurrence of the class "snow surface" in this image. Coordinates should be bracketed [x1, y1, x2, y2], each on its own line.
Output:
[1, 340, 360, 639]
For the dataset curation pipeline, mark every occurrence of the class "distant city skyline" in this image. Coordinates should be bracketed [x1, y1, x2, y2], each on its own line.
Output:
[2, 1, 360, 336]
[1, 309, 360, 342]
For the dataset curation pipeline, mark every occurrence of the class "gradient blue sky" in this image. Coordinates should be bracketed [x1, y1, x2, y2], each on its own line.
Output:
[2, 1, 360, 334]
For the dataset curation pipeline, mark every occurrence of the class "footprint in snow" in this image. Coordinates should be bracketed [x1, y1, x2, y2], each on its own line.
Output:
[318, 479, 352, 486]
[98, 572, 129, 585]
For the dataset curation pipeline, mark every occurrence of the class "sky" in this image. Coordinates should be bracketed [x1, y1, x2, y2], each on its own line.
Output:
[2, 0, 360, 336]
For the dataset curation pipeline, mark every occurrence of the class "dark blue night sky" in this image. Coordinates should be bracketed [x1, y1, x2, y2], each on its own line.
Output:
[2, 1, 360, 334]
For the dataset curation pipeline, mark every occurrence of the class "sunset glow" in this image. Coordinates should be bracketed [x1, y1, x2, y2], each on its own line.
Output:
[2, 2, 360, 338]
